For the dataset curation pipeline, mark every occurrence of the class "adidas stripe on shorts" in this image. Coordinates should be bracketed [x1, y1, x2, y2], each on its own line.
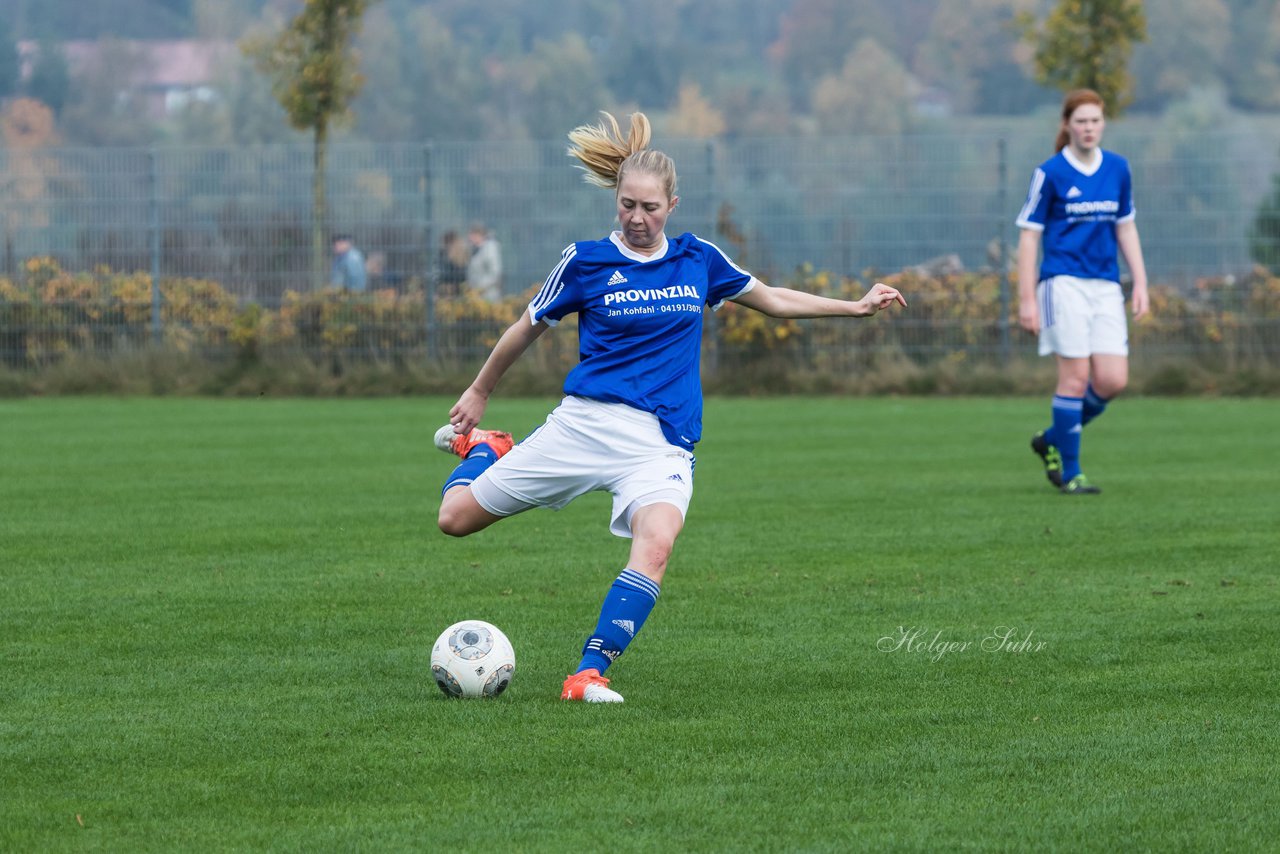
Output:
[1037, 275, 1129, 358]
[469, 395, 695, 538]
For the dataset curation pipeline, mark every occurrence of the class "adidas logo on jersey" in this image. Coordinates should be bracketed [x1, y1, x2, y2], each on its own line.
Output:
[611, 619, 636, 637]
[1066, 186, 1083, 198]
[607, 270, 628, 286]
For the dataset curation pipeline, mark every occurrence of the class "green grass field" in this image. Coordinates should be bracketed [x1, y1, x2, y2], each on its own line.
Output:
[2, 396, 1277, 851]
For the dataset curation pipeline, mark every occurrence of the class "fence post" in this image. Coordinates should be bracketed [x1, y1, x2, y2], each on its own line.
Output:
[423, 142, 437, 362]
[704, 139, 719, 379]
[997, 137, 1010, 362]
[149, 148, 162, 344]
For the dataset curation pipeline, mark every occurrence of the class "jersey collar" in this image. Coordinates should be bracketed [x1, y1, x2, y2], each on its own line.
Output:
[610, 231, 669, 262]
[1062, 147, 1104, 177]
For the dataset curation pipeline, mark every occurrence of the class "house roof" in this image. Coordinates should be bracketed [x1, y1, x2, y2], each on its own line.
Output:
[18, 39, 238, 89]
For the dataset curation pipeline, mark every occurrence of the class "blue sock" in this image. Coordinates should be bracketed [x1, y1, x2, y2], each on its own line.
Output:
[577, 569, 661, 674]
[441, 443, 502, 497]
[1052, 395, 1084, 482]
[1082, 384, 1110, 427]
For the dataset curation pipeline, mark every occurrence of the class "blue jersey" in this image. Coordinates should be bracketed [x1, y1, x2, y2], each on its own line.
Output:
[528, 231, 755, 450]
[1016, 148, 1135, 283]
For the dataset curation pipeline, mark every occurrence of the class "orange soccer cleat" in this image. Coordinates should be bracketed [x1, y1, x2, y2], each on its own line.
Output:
[434, 424, 514, 459]
[561, 668, 624, 703]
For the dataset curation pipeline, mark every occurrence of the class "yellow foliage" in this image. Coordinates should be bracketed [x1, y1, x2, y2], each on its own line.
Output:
[667, 83, 726, 139]
[3, 259, 1278, 371]
[1245, 267, 1280, 316]
[1, 98, 59, 148]
[0, 279, 25, 301]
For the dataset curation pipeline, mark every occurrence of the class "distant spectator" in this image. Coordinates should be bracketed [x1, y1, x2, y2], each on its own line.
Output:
[365, 250, 404, 292]
[438, 230, 470, 297]
[330, 234, 367, 291]
[466, 222, 503, 301]
[366, 251, 386, 287]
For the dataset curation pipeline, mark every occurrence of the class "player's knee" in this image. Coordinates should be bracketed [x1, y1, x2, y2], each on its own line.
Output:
[437, 496, 474, 537]
[1094, 371, 1129, 398]
[1057, 376, 1089, 397]
[631, 535, 676, 579]
[644, 539, 675, 568]
[628, 503, 684, 579]
[437, 508, 467, 537]
[1098, 378, 1127, 398]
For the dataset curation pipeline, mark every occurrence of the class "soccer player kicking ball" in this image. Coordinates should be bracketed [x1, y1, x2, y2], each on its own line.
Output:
[1016, 89, 1150, 495]
[434, 111, 906, 702]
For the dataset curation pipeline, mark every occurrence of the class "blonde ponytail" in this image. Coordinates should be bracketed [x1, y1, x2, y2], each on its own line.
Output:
[567, 111, 677, 199]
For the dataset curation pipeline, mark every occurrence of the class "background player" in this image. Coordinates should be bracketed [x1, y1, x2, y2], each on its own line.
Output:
[1016, 89, 1150, 495]
[433, 111, 906, 702]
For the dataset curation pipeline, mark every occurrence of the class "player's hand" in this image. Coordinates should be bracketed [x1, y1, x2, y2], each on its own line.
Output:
[859, 283, 907, 315]
[1018, 302, 1039, 335]
[447, 386, 490, 435]
[1131, 284, 1150, 321]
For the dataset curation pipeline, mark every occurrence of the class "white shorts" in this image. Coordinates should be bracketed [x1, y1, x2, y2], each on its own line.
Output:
[470, 396, 695, 538]
[1037, 275, 1129, 358]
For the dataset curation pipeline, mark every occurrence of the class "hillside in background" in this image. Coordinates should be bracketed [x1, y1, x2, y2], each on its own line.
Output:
[1, 0, 1278, 148]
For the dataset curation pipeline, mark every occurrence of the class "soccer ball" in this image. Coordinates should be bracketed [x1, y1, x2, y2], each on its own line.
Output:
[430, 620, 516, 698]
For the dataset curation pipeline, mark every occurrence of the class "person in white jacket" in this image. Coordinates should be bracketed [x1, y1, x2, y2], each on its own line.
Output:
[466, 222, 503, 301]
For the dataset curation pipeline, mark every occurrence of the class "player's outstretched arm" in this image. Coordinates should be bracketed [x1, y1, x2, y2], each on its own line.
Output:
[732, 280, 906, 319]
[448, 315, 548, 435]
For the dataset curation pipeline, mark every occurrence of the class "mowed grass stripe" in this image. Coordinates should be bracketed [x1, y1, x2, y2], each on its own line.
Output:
[1, 396, 1276, 851]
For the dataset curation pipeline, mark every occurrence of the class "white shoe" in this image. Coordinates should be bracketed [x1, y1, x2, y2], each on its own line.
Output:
[433, 424, 514, 458]
[433, 424, 459, 453]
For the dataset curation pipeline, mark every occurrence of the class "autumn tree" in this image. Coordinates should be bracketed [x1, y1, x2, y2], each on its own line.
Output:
[812, 39, 911, 135]
[352, 4, 491, 142]
[771, 0, 899, 109]
[2, 99, 61, 262]
[1017, 0, 1146, 113]
[244, 0, 373, 289]
[667, 83, 727, 140]
[193, 0, 257, 40]
[58, 38, 154, 146]
[1252, 161, 1280, 274]
[511, 33, 609, 141]
[1128, 0, 1229, 110]
[917, 0, 1047, 115]
[1222, 0, 1280, 111]
[24, 40, 72, 115]
[0, 17, 18, 98]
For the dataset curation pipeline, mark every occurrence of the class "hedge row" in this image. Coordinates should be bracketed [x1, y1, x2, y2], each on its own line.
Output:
[2, 257, 1279, 395]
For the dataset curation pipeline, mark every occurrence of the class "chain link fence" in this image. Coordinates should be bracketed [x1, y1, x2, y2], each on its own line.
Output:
[3, 131, 1280, 371]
